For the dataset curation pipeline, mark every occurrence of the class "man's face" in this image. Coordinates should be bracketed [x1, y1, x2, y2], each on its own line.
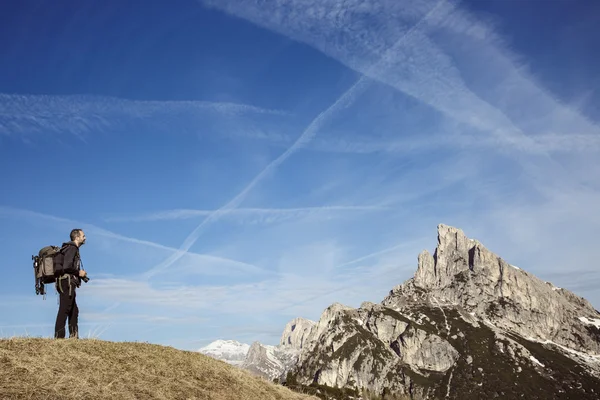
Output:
[79, 231, 86, 245]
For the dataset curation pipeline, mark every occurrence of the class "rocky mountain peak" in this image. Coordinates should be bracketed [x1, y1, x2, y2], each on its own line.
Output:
[208, 224, 600, 399]
[286, 224, 600, 399]
[414, 224, 479, 289]
[241, 341, 300, 381]
[280, 317, 316, 350]
[387, 223, 600, 355]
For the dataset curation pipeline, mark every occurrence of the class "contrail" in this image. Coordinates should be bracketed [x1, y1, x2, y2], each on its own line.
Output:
[105, 205, 387, 222]
[274, 241, 417, 312]
[143, 0, 450, 280]
[337, 242, 414, 268]
[143, 77, 370, 279]
[0, 205, 264, 276]
[0, 93, 290, 139]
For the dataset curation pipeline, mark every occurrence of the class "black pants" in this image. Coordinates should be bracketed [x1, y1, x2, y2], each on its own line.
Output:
[54, 277, 79, 339]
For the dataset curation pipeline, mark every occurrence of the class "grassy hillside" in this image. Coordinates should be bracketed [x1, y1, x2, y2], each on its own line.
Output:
[0, 338, 318, 400]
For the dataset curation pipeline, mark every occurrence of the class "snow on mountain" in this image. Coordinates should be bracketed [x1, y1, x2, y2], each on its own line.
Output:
[579, 316, 600, 329]
[198, 339, 250, 366]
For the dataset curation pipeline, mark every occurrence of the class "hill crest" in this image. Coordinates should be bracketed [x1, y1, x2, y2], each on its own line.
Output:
[0, 337, 317, 400]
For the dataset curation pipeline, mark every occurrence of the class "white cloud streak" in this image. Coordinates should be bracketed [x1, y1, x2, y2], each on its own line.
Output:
[84, 243, 417, 319]
[336, 242, 419, 269]
[104, 205, 387, 223]
[219, 123, 600, 157]
[308, 132, 600, 155]
[0, 93, 290, 139]
[0, 205, 266, 276]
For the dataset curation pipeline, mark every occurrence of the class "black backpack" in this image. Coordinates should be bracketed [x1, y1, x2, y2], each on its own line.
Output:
[32, 244, 69, 296]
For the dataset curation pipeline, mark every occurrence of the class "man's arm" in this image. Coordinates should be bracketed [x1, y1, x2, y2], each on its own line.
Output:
[61, 245, 79, 275]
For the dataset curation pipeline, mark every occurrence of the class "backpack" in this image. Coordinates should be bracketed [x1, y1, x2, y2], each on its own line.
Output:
[32, 244, 69, 296]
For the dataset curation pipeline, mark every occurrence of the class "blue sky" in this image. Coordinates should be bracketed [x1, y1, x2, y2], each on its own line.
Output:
[1, 0, 599, 351]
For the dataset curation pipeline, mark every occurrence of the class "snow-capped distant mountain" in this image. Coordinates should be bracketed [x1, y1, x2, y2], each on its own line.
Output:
[198, 339, 250, 366]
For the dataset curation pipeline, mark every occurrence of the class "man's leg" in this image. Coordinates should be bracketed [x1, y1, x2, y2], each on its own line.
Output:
[68, 290, 79, 339]
[54, 279, 74, 339]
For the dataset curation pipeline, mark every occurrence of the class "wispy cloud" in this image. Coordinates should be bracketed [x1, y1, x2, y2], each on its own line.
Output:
[138, 71, 363, 279]
[104, 205, 387, 223]
[198, 0, 600, 163]
[306, 132, 600, 155]
[82, 312, 207, 326]
[84, 240, 419, 320]
[0, 205, 267, 277]
[0, 93, 291, 140]
[222, 119, 600, 157]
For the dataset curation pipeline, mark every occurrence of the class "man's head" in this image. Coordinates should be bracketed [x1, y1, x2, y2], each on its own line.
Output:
[70, 229, 86, 247]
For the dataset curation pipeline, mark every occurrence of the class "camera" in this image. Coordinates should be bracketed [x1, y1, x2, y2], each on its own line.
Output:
[81, 275, 90, 283]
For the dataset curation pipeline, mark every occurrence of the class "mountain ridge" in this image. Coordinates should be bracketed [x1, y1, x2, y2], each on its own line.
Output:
[203, 224, 600, 399]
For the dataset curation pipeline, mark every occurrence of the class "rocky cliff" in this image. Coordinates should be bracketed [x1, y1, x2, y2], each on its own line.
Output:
[285, 224, 600, 399]
[241, 341, 295, 380]
[387, 224, 600, 355]
[236, 318, 317, 381]
[280, 317, 316, 350]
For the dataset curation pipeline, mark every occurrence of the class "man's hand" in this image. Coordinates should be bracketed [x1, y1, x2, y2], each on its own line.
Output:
[79, 270, 87, 278]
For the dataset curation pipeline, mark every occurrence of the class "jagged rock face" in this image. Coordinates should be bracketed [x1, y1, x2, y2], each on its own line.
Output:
[283, 224, 600, 399]
[384, 224, 600, 355]
[241, 341, 299, 381]
[359, 302, 459, 373]
[292, 301, 600, 399]
[280, 317, 316, 350]
[230, 318, 315, 382]
[393, 325, 459, 372]
[220, 224, 600, 399]
[289, 302, 460, 398]
[294, 303, 418, 398]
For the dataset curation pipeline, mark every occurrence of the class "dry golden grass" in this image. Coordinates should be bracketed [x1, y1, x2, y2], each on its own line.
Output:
[0, 337, 318, 400]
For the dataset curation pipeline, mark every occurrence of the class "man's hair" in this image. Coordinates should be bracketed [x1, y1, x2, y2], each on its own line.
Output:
[70, 229, 83, 241]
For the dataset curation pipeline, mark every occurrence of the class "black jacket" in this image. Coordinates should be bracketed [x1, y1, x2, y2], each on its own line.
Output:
[59, 241, 81, 286]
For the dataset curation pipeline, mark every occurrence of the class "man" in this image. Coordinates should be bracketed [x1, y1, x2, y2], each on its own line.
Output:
[54, 228, 88, 339]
